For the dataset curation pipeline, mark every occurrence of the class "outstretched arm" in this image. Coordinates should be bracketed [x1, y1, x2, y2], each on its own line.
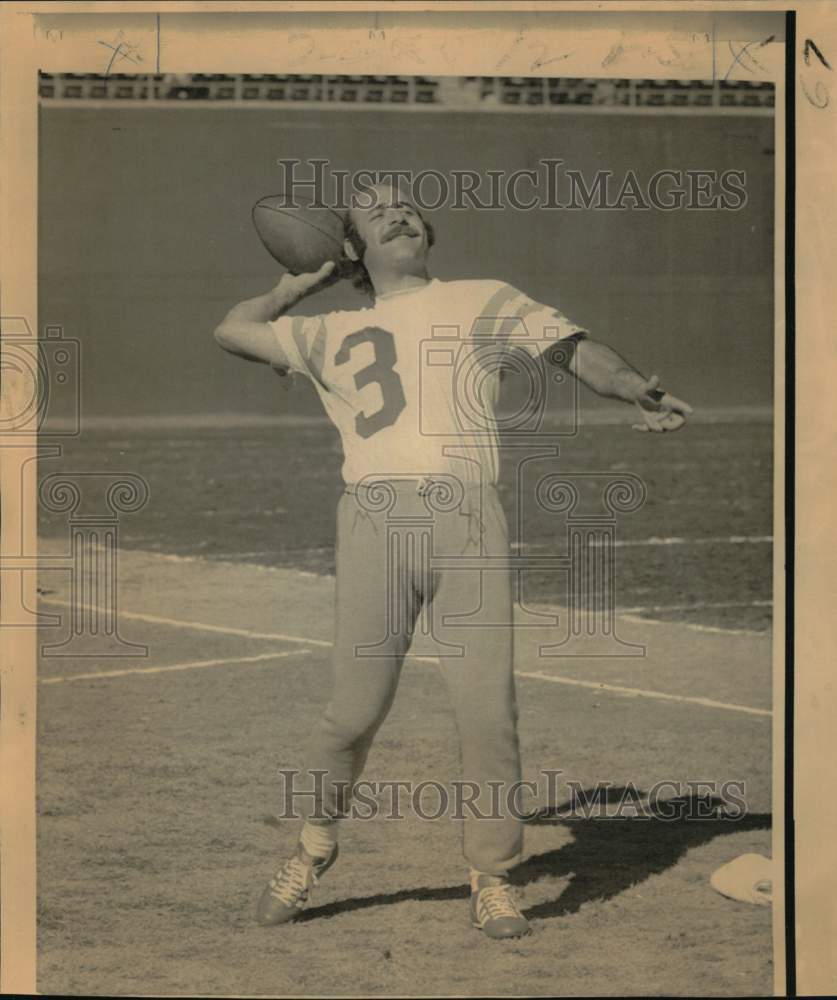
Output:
[213, 261, 335, 366]
[567, 336, 693, 433]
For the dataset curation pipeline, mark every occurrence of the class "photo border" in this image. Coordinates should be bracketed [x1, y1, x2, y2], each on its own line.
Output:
[2, 3, 827, 995]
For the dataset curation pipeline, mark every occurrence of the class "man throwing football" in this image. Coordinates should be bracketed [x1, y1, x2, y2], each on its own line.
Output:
[215, 181, 692, 938]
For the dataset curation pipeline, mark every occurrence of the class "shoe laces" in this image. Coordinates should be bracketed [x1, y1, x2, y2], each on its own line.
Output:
[477, 883, 523, 921]
[269, 855, 317, 907]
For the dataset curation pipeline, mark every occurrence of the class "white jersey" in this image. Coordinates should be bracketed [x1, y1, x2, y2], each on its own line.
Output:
[270, 278, 585, 486]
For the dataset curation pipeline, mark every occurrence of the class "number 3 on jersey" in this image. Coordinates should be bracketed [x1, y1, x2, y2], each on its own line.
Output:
[334, 327, 406, 439]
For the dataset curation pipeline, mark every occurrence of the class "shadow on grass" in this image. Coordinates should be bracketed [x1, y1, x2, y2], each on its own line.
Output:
[514, 791, 771, 919]
[295, 791, 772, 924]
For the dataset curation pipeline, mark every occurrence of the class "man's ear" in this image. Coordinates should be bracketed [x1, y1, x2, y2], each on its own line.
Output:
[343, 238, 360, 263]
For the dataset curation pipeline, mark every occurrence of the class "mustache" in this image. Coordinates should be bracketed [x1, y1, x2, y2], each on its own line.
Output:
[382, 223, 420, 243]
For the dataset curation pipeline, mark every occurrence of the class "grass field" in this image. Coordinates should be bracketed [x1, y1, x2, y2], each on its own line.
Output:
[35, 416, 776, 996]
[39, 415, 773, 632]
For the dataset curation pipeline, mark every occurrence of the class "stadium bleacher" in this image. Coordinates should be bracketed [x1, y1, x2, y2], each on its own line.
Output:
[38, 73, 774, 112]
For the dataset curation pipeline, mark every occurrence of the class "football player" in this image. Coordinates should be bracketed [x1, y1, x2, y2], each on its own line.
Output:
[215, 181, 692, 938]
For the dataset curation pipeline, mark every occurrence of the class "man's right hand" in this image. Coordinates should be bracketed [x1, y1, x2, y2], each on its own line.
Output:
[214, 260, 337, 367]
[273, 261, 337, 312]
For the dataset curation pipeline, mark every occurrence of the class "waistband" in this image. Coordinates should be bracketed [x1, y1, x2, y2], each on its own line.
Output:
[344, 476, 493, 498]
[343, 476, 492, 542]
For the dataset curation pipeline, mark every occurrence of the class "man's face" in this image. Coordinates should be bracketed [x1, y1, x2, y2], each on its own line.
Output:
[346, 183, 430, 274]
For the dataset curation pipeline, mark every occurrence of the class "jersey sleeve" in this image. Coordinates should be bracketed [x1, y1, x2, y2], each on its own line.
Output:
[268, 313, 330, 385]
[474, 282, 588, 360]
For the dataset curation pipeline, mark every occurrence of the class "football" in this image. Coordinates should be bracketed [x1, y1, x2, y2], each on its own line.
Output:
[252, 194, 345, 274]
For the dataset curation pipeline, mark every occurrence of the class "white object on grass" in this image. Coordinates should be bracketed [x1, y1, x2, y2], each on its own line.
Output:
[710, 853, 773, 906]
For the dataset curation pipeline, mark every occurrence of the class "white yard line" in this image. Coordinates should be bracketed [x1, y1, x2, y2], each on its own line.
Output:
[39, 598, 770, 716]
[618, 614, 768, 637]
[40, 598, 333, 648]
[610, 535, 773, 547]
[619, 600, 773, 613]
[515, 670, 771, 718]
[512, 535, 772, 550]
[39, 649, 310, 685]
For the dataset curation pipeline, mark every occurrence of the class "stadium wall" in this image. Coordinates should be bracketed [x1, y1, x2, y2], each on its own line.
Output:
[38, 106, 774, 418]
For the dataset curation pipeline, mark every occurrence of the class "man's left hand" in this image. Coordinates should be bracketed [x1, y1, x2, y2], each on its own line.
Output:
[631, 375, 693, 433]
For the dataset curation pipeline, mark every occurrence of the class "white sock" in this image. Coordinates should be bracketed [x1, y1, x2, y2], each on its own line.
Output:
[300, 821, 337, 860]
[470, 868, 505, 892]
